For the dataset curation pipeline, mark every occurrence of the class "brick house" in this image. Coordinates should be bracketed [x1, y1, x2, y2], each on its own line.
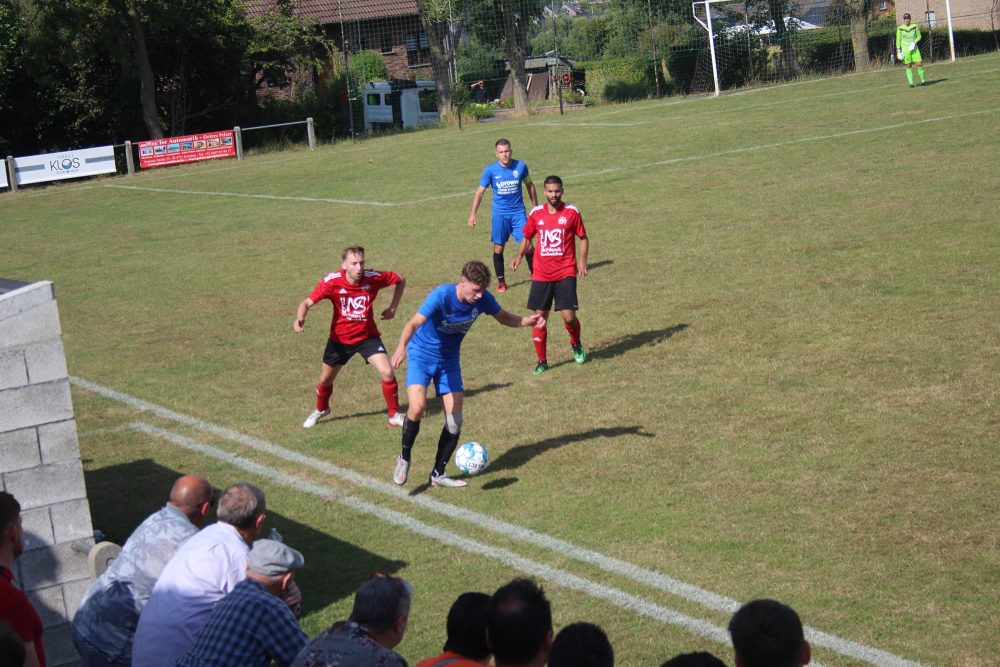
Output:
[244, 0, 432, 86]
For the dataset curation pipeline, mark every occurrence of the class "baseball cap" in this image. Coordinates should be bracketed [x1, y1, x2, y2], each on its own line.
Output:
[249, 539, 304, 576]
[903, 12, 911, 18]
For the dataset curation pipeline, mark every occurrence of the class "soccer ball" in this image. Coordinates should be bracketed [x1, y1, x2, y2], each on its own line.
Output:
[454, 441, 489, 475]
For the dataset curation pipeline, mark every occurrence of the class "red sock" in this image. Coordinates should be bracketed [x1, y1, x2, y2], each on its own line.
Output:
[381, 379, 400, 416]
[565, 318, 581, 346]
[316, 383, 333, 411]
[532, 326, 548, 362]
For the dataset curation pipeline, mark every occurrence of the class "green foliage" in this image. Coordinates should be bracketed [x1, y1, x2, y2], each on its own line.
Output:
[577, 57, 654, 101]
[0, 0, 342, 154]
[247, 3, 336, 92]
[347, 50, 389, 94]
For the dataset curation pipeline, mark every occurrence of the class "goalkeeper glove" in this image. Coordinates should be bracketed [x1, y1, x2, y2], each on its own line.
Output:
[897, 49, 904, 59]
[909, 42, 918, 52]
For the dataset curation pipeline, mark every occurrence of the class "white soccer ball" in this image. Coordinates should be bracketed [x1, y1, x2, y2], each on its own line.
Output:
[454, 441, 489, 475]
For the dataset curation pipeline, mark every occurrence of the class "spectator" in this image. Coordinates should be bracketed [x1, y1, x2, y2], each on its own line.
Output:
[132, 482, 269, 667]
[292, 574, 413, 667]
[0, 492, 45, 667]
[548, 622, 613, 667]
[174, 539, 308, 667]
[487, 578, 552, 667]
[415, 591, 491, 667]
[73, 475, 214, 667]
[0, 620, 27, 667]
[660, 651, 727, 667]
[728, 599, 811, 667]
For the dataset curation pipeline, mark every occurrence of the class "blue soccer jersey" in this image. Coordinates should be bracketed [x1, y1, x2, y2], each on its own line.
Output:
[408, 284, 501, 362]
[479, 160, 530, 215]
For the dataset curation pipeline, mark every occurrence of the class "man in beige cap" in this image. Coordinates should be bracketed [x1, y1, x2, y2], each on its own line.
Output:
[174, 539, 309, 667]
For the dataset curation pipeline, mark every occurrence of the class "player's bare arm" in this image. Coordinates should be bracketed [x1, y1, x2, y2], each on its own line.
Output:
[493, 310, 545, 329]
[380, 277, 406, 320]
[392, 312, 427, 368]
[526, 178, 538, 208]
[577, 236, 589, 277]
[468, 186, 488, 228]
[293, 298, 316, 332]
[509, 238, 531, 271]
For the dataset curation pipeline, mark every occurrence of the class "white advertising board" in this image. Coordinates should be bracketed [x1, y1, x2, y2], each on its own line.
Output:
[14, 145, 117, 185]
[0, 161, 8, 188]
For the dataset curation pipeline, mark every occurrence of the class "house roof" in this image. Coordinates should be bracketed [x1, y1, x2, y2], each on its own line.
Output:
[242, 0, 418, 23]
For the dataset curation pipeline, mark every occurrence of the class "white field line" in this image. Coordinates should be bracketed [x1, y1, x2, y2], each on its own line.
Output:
[564, 106, 1000, 182]
[99, 105, 999, 208]
[128, 421, 744, 657]
[5, 59, 998, 206]
[100, 185, 398, 207]
[73, 376, 922, 667]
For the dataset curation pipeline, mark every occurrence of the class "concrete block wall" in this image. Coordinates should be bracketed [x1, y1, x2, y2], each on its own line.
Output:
[1, 279, 92, 666]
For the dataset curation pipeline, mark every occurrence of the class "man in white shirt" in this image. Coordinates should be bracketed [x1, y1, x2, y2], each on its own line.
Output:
[72, 475, 215, 666]
[131, 482, 267, 667]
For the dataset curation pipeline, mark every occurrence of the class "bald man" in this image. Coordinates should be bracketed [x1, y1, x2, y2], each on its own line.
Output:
[73, 476, 215, 667]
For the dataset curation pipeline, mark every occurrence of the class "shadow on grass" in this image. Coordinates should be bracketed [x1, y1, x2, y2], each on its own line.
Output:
[85, 459, 405, 615]
[405, 425, 655, 493]
[488, 425, 655, 476]
[548, 323, 689, 370]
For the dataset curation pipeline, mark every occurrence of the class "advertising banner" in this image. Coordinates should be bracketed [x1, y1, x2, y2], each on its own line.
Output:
[13, 146, 117, 186]
[1, 161, 8, 188]
[138, 130, 236, 169]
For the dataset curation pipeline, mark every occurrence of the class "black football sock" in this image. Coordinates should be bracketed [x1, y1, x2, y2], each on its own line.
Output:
[432, 426, 461, 477]
[401, 417, 420, 462]
[493, 251, 506, 285]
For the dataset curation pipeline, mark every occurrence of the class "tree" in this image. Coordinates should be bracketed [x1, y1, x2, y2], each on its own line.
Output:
[828, 0, 875, 70]
[468, 0, 544, 114]
[416, 0, 459, 122]
[746, 0, 803, 77]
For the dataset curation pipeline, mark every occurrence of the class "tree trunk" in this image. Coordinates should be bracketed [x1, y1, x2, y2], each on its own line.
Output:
[416, 2, 454, 123]
[499, 0, 530, 113]
[767, 0, 802, 77]
[122, 3, 163, 138]
[850, 15, 871, 70]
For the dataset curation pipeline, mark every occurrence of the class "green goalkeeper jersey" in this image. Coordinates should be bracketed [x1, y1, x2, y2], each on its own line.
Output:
[896, 23, 921, 50]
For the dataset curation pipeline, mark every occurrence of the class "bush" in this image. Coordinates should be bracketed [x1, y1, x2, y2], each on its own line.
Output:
[347, 50, 388, 96]
[577, 57, 655, 102]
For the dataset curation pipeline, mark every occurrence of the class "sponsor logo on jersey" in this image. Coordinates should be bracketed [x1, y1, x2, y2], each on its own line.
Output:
[539, 229, 565, 256]
[339, 295, 369, 321]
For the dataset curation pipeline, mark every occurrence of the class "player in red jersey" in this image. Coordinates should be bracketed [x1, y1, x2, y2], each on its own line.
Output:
[293, 246, 407, 428]
[510, 175, 589, 375]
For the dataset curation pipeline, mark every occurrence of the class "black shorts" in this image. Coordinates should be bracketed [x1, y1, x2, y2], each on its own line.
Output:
[323, 336, 388, 367]
[527, 277, 578, 312]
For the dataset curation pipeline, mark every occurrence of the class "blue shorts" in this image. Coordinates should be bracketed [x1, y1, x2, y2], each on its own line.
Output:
[491, 211, 528, 246]
[406, 353, 464, 395]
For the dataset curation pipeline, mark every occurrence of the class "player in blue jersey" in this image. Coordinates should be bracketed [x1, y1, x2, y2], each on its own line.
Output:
[389, 261, 544, 488]
[467, 139, 538, 293]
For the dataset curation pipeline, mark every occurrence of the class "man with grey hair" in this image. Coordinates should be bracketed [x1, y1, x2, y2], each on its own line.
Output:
[73, 475, 214, 666]
[132, 482, 274, 667]
[292, 574, 412, 667]
[175, 539, 309, 666]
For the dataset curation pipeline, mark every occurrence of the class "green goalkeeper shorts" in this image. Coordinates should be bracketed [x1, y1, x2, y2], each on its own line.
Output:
[903, 47, 923, 64]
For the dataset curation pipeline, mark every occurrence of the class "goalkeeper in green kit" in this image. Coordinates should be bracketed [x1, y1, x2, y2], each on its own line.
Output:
[896, 13, 927, 87]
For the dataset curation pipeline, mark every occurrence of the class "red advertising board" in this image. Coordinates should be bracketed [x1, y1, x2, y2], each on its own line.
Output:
[138, 130, 236, 169]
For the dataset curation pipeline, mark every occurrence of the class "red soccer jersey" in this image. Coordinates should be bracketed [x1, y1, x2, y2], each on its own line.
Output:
[307, 269, 401, 345]
[523, 202, 587, 282]
[1, 567, 46, 667]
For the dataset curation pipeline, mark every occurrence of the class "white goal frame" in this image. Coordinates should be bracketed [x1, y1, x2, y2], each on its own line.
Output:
[691, 0, 955, 98]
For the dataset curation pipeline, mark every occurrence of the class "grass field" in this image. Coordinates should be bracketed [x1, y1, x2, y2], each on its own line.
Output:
[3, 54, 999, 666]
